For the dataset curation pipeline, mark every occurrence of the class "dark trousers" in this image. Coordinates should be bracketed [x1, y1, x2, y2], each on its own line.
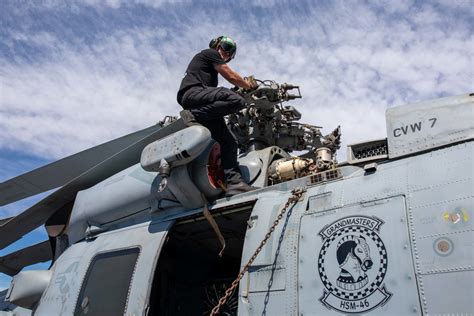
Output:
[180, 86, 246, 185]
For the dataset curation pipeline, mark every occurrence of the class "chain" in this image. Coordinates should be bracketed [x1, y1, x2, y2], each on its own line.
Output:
[210, 187, 306, 315]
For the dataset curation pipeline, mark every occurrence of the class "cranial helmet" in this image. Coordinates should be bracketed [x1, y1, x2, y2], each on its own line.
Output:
[209, 36, 237, 61]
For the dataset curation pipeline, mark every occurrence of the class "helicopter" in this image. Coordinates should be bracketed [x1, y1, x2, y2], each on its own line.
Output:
[0, 78, 472, 315]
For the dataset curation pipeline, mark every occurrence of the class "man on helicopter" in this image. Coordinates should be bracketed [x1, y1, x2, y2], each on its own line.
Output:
[177, 36, 257, 196]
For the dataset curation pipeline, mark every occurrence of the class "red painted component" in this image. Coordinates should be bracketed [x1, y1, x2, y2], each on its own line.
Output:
[207, 143, 225, 189]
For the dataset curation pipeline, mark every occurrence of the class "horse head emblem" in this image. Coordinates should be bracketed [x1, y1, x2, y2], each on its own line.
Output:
[336, 235, 373, 290]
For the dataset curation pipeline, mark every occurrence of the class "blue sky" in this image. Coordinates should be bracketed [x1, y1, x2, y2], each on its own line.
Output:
[0, 0, 472, 290]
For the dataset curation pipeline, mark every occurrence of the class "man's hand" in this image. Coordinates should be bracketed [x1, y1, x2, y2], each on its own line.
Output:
[245, 76, 258, 90]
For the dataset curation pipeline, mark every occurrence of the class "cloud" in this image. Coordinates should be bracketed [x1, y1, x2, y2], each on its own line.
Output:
[0, 1, 472, 159]
[1, 29, 184, 158]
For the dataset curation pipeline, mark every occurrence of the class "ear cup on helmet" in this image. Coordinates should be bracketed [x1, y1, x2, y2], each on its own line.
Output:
[209, 36, 223, 49]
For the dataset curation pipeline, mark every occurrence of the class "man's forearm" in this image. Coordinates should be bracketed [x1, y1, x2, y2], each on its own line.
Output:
[215, 64, 252, 89]
[227, 74, 251, 89]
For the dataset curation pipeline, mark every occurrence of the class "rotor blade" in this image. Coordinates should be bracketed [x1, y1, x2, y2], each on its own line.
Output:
[0, 241, 51, 277]
[0, 120, 181, 207]
[0, 119, 186, 250]
[1, 289, 13, 311]
[0, 217, 13, 227]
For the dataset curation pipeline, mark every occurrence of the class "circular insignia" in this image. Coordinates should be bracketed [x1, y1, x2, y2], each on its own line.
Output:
[317, 216, 392, 313]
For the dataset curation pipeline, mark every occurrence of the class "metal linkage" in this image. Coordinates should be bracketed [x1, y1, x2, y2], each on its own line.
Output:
[227, 78, 341, 170]
[210, 187, 307, 315]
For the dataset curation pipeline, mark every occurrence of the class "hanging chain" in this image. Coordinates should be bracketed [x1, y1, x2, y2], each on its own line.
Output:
[210, 187, 306, 315]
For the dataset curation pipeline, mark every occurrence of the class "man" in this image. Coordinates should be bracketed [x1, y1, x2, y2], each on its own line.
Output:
[177, 36, 256, 197]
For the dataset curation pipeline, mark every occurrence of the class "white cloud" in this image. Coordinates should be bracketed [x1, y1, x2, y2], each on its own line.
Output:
[0, 1, 471, 161]
[1, 30, 185, 158]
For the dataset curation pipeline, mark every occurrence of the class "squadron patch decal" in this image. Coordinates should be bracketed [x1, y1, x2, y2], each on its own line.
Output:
[318, 216, 392, 313]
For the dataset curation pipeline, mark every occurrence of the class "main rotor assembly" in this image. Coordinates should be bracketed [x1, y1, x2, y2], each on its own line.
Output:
[230, 77, 341, 183]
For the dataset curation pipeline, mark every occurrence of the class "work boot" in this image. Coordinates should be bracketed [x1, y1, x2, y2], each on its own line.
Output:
[180, 109, 199, 127]
[225, 182, 258, 197]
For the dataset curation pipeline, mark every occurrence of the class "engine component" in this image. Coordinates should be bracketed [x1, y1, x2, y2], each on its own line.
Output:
[316, 147, 333, 170]
[191, 142, 225, 197]
[140, 125, 212, 171]
[268, 157, 315, 182]
[228, 78, 341, 166]
[153, 140, 224, 209]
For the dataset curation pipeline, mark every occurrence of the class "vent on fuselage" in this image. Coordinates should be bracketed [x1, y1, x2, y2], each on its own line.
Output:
[347, 139, 388, 164]
[308, 168, 342, 185]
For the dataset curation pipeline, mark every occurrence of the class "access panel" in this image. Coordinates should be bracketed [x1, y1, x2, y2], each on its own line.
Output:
[298, 195, 421, 315]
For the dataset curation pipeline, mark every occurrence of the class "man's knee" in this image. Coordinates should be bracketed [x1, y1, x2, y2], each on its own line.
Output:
[217, 88, 245, 107]
[225, 92, 246, 110]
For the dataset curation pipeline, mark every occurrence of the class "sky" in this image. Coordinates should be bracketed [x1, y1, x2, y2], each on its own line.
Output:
[0, 0, 472, 291]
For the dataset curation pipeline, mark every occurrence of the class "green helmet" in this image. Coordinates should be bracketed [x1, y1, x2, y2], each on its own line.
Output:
[209, 36, 237, 60]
